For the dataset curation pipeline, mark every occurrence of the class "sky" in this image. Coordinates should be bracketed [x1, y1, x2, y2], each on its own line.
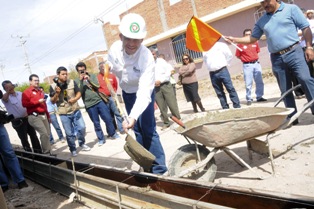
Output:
[0, 0, 142, 85]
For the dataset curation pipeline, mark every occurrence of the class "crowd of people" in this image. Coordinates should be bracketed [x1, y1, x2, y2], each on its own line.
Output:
[1, 0, 313, 195]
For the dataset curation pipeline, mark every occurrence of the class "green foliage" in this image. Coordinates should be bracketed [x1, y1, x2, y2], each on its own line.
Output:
[15, 82, 51, 93]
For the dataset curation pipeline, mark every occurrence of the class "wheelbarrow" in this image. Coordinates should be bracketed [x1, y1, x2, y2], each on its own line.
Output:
[169, 86, 314, 182]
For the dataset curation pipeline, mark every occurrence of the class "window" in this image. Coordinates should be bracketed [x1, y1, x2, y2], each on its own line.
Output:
[170, 34, 203, 64]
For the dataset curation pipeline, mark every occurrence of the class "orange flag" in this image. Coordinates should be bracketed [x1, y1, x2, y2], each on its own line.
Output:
[186, 16, 222, 52]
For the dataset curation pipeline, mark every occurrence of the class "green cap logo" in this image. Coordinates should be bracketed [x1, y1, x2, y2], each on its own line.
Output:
[129, 22, 140, 33]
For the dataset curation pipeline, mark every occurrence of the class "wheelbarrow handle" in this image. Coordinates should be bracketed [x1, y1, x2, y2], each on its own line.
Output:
[170, 116, 186, 129]
[273, 84, 301, 107]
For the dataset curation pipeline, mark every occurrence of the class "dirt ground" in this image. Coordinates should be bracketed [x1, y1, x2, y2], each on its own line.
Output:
[2, 69, 314, 209]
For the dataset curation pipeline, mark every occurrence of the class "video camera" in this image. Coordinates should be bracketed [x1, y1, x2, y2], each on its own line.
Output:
[0, 90, 14, 124]
[53, 77, 61, 88]
[53, 77, 67, 90]
[0, 110, 14, 124]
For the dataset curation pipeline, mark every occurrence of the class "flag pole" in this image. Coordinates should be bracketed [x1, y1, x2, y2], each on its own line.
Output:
[221, 35, 243, 51]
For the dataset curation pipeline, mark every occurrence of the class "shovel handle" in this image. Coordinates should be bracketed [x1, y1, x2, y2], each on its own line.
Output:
[170, 116, 186, 129]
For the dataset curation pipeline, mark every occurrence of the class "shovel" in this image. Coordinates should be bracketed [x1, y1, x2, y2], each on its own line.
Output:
[104, 64, 155, 171]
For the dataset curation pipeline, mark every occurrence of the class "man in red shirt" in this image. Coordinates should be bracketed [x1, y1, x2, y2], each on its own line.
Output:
[22, 74, 51, 154]
[97, 61, 124, 134]
[236, 29, 267, 106]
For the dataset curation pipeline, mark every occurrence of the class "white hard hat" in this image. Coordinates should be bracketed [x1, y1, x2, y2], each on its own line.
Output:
[118, 13, 147, 39]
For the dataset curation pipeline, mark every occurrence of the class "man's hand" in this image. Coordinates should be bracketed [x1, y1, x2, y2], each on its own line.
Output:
[155, 80, 161, 87]
[122, 117, 136, 133]
[224, 36, 236, 44]
[305, 48, 314, 62]
[80, 73, 89, 81]
[55, 86, 61, 94]
[68, 98, 76, 104]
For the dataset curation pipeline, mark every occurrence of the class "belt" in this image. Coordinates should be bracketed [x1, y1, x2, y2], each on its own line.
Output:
[210, 66, 225, 74]
[273, 42, 299, 55]
[29, 112, 45, 116]
[243, 60, 259, 64]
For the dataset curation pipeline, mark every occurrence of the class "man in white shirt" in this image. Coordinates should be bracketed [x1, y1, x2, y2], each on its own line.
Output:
[108, 13, 167, 174]
[151, 48, 181, 130]
[1, 80, 42, 153]
[203, 41, 241, 109]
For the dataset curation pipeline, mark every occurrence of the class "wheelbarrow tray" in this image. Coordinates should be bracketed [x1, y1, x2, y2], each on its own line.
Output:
[172, 107, 294, 148]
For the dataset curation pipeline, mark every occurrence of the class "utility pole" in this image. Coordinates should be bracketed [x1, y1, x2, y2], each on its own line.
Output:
[11, 35, 32, 74]
[94, 18, 108, 50]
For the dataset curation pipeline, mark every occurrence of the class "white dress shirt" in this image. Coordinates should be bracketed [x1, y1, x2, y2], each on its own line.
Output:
[155, 58, 172, 83]
[108, 40, 155, 120]
[2, 91, 28, 118]
[203, 42, 233, 71]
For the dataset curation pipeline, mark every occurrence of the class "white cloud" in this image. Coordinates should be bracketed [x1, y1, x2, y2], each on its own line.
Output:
[0, 0, 142, 85]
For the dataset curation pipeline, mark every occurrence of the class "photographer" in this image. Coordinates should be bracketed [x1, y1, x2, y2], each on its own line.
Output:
[50, 66, 90, 157]
[1, 81, 42, 153]
[76, 62, 119, 146]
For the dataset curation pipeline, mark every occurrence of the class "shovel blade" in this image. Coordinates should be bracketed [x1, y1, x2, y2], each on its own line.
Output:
[124, 134, 156, 172]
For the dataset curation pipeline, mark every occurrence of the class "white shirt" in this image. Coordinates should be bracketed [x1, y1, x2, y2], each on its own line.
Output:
[309, 19, 314, 44]
[203, 42, 233, 71]
[108, 40, 155, 120]
[2, 91, 28, 118]
[155, 58, 172, 83]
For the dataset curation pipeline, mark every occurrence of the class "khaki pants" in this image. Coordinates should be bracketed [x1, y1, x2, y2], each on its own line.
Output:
[0, 187, 8, 209]
[28, 114, 51, 153]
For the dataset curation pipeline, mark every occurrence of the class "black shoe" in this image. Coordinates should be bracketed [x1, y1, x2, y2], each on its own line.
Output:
[1, 186, 8, 192]
[257, 97, 267, 102]
[292, 119, 299, 125]
[18, 180, 28, 189]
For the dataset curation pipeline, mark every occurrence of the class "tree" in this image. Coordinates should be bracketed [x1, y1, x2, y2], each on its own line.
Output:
[15, 82, 51, 93]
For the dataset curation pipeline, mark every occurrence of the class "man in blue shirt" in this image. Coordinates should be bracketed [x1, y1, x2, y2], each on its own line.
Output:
[226, 0, 314, 124]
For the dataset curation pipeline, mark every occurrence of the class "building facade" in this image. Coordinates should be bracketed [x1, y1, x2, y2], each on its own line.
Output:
[98, 0, 312, 79]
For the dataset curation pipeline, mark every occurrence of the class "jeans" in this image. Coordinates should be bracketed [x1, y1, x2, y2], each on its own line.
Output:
[60, 110, 86, 152]
[86, 101, 116, 143]
[123, 91, 167, 174]
[49, 113, 64, 143]
[243, 62, 264, 101]
[107, 97, 124, 133]
[210, 67, 241, 109]
[0, 124, 25, 188]
[271, 45, 314, 117]
[11, 117, 42, 153]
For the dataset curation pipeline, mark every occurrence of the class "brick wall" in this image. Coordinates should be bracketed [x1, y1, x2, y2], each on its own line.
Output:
[104, 0, 243, 49]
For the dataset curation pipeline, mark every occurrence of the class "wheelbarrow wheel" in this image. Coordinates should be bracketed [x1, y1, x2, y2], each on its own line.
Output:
[168, 144, 217, 182]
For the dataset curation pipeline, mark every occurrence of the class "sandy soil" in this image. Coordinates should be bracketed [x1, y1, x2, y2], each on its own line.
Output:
[2, 70, 314, 208]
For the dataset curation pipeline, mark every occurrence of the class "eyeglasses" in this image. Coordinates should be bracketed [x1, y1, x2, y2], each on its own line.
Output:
[183, 58, 189, 60]
[33, 80, 39, 82]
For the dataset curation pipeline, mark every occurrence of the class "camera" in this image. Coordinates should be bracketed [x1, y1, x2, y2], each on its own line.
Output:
[0, 110, 14, 124]
[53, 77, 61, 88]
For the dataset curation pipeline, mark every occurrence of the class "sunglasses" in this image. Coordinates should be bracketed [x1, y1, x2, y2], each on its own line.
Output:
[183, 58, 189, 60]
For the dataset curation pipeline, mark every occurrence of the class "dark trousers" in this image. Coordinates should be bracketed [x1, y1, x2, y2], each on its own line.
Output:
[11, 117, 42, 153]
[210, 67, 241, 109]
[123, 91, 167, 174]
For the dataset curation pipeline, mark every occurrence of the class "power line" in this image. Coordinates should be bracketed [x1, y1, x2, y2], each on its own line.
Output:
[29, 0, 125, 67]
